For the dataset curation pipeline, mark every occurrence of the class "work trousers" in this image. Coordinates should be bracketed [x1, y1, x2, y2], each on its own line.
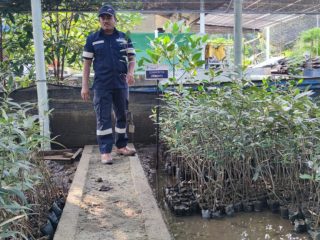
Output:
[93, 88, 128, 154]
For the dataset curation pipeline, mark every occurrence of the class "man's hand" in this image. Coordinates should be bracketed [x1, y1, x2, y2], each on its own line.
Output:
[81, 86, 90, 101]
[126, 73, 135, 86]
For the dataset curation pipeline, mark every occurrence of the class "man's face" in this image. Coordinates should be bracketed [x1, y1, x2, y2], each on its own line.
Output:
[99, 14, 116, 31]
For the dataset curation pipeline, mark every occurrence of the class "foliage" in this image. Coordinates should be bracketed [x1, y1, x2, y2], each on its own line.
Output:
[297, 28, 320, 57]
[290, 27, 320, 59]
[207, 37, 233, 47]
[158, 76, 320, 226]
[0, 97, 50, 239]
[0, 13, 35, 91]
[138, 20, 210, 83]
[116, 12, 143, 33]
[2, 14, 34, 77]
[0, 11, 143, 88]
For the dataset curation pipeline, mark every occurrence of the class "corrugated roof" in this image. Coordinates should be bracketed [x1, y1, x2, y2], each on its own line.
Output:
[202, 13, 306, 30]
[1, 0, 320, 14]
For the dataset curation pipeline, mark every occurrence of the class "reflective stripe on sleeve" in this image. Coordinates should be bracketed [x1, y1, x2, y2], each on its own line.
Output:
[127, 48, 136, 54]
[83, 51, 94, 59]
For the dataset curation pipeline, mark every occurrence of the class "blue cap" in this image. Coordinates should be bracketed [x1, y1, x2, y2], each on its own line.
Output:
[98, 5, 116, 17]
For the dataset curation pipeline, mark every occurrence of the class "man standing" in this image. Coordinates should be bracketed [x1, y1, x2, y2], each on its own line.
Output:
[81, 5, 136, 164]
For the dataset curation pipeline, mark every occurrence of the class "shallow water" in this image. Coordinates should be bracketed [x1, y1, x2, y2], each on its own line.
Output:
[154, 171, 309, 240]
[163, 211, 309, 240]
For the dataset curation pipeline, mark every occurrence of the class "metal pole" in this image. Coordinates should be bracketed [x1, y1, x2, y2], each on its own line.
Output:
[317, 15, 319, 56]
[200, 13, 205, 33]
[266, 26, 270, 60]
[234, 0, 243, 78]
[200, 0, 205, 68]
[156, 79, 159, 170]
[200, 0, 205, 34]
[31, 0, 51, 149]
[0, 16, 3, 62]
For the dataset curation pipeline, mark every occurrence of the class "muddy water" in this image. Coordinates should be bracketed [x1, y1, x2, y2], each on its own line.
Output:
[154, 172, 309, 240]
[163, 211, 309, 240]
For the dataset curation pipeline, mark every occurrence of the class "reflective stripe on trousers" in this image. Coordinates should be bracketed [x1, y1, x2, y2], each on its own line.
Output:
[93, 88, 128, 153]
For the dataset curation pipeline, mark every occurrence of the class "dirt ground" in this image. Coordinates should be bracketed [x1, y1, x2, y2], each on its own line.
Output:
[74, 146, 148, 240]
[134, 144, 158, 184]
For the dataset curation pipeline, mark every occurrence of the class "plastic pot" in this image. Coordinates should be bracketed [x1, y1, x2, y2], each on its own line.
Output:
[243, 201, 254, 212]
[40, 220, 54, 240]
[294, 219, 307, 233]
[173, 205, 188, 216]
[51, 201, 62, 219]
[257, 195, 268, 209]
[211, 208, 224, 219]
[253, 200, 263, 212]
[290, 209, 305, 224]
[201, 209, 211, 219]
[267, 200, 280, 213]
[280, 206, 289, 219]
[48, 211, 59, 229]
[225, 204, 235, 217]
[308, 229, 320, 240]
[234, 201, 243, 212]
[56, 197, 65, 209]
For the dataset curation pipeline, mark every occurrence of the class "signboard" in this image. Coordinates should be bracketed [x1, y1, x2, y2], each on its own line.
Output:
[145, 64, 168, 80]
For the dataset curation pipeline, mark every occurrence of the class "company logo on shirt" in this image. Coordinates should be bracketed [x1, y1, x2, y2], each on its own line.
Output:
[116, 38, 128, 45]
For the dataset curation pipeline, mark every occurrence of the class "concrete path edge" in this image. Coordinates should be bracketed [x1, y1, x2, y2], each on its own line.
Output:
[54, 145, 93, 240]
[130, 152, 172, 240]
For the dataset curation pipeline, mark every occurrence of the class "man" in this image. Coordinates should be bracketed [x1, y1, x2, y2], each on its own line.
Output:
[81, 5, 136, 164]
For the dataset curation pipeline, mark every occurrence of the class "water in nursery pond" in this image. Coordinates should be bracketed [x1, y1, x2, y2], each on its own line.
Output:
[154, 173, 309, 240]
[163, 211, 309, 240]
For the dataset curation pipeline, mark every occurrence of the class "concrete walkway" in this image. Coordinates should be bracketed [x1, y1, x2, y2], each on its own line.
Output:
[54, 145, 171, 240]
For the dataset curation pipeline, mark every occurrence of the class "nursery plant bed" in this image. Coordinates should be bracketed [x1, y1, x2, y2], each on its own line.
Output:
[135, 144, 311, 240]
[17, 150, 80, 239]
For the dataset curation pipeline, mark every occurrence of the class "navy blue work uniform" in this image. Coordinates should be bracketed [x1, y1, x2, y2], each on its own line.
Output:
[82, 28, 135, 154]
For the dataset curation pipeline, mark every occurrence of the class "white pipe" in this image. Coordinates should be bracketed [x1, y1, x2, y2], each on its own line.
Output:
[234, 0, 243, 78]
[266, 26, 270, 60]
[200, 0, 205, 68]
[200, 13, 205, 34]
[317, 15, 319, 56]
[154, 29, 158, 38]
[200, 0, 205, 34]
[31, 0, 51, 150]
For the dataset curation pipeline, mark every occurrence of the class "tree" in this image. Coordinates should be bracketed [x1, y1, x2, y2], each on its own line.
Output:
[0, 11, 143, 88]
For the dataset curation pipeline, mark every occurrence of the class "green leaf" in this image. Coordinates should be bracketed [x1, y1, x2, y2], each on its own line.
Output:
[167, 44, 175, 51]
[8, 13, 15, 24]
[299, 174, 313, 180]
[192, 53, 202, 61]
[0, 214, 28, 229]
[74, 13, 80, 22]
[0, 187, 27, 205]
[172, 22, 179, 34]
